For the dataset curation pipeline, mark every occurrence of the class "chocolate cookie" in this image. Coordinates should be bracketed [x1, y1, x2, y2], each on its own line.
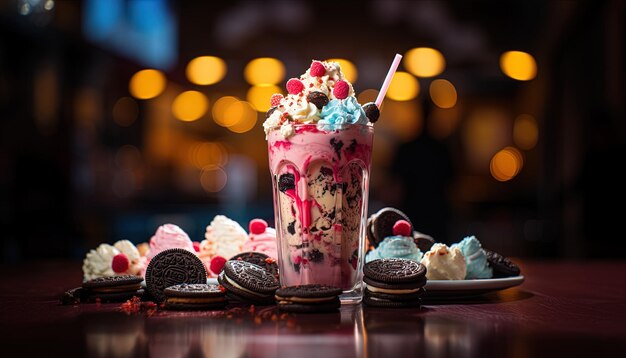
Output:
[82, 275, 144, 303]
[219, 260, 279, 305]
[413, 231, 435, 253]
[368, 208, 412, 247]
[60, 287, 84, 305]
[363, 258, 427, 309]
[230, 252, 279, 279]
[364, 258, 426, 284]
[485, 250, 521, 277]
[164, 283, 227, 310]
[276, 284, 342, 313]
[145, 248, 207, 302]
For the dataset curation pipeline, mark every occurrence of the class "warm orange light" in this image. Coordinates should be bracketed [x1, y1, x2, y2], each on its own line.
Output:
[129, 69, 166, 99]
[186, 56, 227, 85]
[490, 147, 523, 182]
[428, 107, 460, 139]
[212, 96, 240, 127]
[225, 101, 257, 133]
[244, 58, 285, 85]
[247, 84, 282, 112]
[514, 114, 538, 150]
[429, 79, 457, 108]
[500, 51, 537, 81]
[378, 100, 422, 142]
[386, 72, 419, 101]
[172, 90, 209, 122]
[326, 58, 358, 82]
[190, 142, 229, 169]
[404, 48, 446, 78]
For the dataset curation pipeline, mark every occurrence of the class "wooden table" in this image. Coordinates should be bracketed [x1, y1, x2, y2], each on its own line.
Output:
[1, 261, 625, 357]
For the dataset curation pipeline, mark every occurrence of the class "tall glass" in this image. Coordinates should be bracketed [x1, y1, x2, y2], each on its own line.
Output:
[267, 124, 374, 304]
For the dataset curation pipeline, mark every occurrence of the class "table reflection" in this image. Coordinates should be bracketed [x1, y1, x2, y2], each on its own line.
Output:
[82, 304, 511, 357]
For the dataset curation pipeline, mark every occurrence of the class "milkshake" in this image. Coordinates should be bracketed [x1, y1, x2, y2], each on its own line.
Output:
[264, 60, 380, 303]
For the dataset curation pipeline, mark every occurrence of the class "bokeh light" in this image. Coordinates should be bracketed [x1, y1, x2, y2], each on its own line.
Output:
[189, 142, 229, 169]
[129, 69, 166, 99]
[225, 101, 257, 133]
[500, 51, 537, 81]
[212, 96, 240, 127]
[326, 58, 358, 83]
[386, 71, 419, 101]
[429, 79, 457, 108]
[404, 47, 446, 78]
[186, 56, 227, 85]
[514, 114, 539, 150]
[172, 90, 209, 122]
[490, 146, 524, 181]
[112, 97, 139, 127]
[247, 84, 282, 112]
[200, 165, 227, 193]
[378, 100, 422, 142]
[244, 58, 285, 85]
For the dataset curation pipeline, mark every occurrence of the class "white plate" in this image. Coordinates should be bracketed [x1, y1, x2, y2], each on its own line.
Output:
[423, 275, 524, 297]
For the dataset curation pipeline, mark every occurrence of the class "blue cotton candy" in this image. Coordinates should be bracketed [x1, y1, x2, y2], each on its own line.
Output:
[365, 235, 423, 263]
[318, 97, 368, 130]
[451, 236, 493, 279]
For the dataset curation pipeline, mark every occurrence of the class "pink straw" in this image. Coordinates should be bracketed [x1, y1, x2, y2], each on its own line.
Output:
[375, 53, 403, 108]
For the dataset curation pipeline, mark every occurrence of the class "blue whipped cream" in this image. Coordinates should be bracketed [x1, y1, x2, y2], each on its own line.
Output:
[366, 235, 423, 263]
[451, 236, 493, 279]
[318, 97, 368, 131]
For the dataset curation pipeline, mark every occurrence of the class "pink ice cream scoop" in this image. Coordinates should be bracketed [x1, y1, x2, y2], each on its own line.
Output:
[146, 224, 196, 262]
[243, 219, 278, 259]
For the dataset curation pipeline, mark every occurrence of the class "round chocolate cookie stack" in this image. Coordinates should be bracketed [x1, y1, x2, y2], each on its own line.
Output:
[363, 258, 427, 308]
[82, 275, 144, 303]
[275, 284, 342, 313]
[218, 260, 279, 305]
[164, 283, 227, 310]
[230, 252, 279, 280]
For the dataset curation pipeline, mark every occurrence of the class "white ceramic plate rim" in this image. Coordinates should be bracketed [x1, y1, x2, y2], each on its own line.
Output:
[424, 275, 524, 291]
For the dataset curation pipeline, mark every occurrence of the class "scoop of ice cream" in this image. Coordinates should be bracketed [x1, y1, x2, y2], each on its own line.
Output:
[136, 242, 150, 257]
[365, 235, 423, 263]
[82, 243, 120, 281]
[146, 224, 195, 262]
[199, 215, 248, 276]
[243, 219, 278, 259]
[113, 240, 145, 277]
[318, 97, 368, 130]
[421, 243, 467, 280]
[451, 236, 493, 279]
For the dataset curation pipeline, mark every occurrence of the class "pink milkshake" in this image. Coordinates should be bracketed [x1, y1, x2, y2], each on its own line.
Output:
[264, 60, 379, 303]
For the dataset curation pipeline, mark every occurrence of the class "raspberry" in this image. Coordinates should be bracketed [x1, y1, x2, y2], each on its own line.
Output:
[333, 80, 349, 100]
[111, 253, 129, 273]
[310, 61, 326, 77]
[392, 220, 412, 237]
[270, 93, 283, 107]
[210, 256, 227, 274]
[249, 218, 268, 234]
[192, 241, 201, 252]
[286, 78, 304, 94]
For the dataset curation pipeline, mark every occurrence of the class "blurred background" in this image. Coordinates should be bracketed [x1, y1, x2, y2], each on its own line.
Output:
[1, 0, 624, 263]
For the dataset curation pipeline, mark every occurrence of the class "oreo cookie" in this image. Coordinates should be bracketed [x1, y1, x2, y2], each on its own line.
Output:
[276, 284, 342, 313]
[413, 231, 435, 253]
[363, 259, 427, 308]
[60, 287, 84, 305]
[485, 250, 521, 277]
[368, 208, 412, 248]
[230, 252, 279, 279]
[164, 283, 227, 310]
[82, 275, 144, 303]
[145, 248, 207, 302]
[218, 260, 279, 305]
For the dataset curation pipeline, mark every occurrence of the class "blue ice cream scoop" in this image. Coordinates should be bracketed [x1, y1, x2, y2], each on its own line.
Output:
[366, 235, 423, 263]
[318, 97, 368, 130]
[451, 236, 493, 279]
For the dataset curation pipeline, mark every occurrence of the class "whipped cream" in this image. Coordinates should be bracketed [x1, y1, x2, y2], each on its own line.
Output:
[82, 244, 119, 281]
[421, 243, 467, 280]
[200, 215, 247, 262]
